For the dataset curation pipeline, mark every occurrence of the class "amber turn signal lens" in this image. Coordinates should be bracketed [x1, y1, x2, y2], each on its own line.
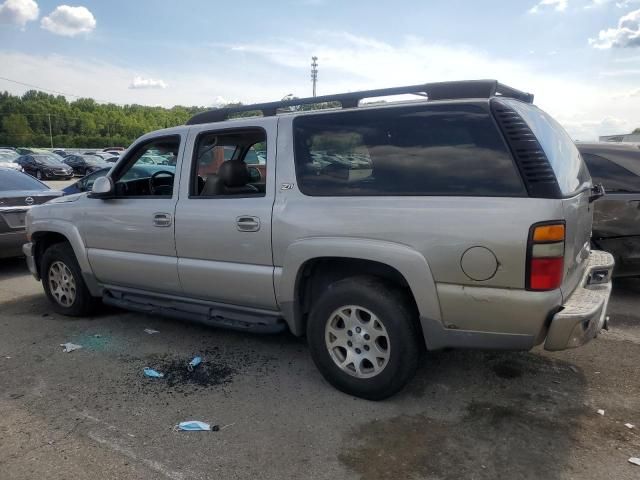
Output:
[533, 224, 565, 242]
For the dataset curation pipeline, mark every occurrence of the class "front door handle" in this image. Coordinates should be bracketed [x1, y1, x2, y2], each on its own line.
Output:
[236, 215, 260, 232]
[153, 212, 172, 227]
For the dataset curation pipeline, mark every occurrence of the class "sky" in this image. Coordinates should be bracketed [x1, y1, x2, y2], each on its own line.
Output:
[0, 0, 639, 140]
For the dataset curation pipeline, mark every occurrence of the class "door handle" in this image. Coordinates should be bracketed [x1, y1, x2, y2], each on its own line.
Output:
[236, 215, 260, 232]
[153, 212, 172, 227]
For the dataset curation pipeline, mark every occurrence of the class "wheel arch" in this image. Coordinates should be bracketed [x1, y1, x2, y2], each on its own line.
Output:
[30, 221, 101, 295]
[276, 237, 441, 342]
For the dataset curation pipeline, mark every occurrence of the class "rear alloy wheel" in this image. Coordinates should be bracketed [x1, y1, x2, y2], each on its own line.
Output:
[41, 242, 97, 316]
[307, 276, 420, 400]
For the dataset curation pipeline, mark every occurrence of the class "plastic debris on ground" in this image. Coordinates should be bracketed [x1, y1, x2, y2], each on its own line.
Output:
[143, 367, 165, 378]
[629, 458, 640, 467]
[175, 421, 212, 431]
[187, 356, 202, 372]
[597, 409, 605, 416]
[60, 343, 82, 353]
[144, 328, 159, 335]
[625, 423, 635, 429]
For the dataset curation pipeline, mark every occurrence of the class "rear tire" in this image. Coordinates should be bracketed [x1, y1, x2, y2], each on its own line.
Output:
[307, 276, 420, 400]
[41, 242, 97, 316]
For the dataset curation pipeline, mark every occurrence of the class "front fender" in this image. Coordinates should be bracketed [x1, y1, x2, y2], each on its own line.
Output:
[30, 217, 101, 296]
[276, 237, 442, 337]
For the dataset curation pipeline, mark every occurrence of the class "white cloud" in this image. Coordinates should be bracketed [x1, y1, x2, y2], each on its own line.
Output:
[0, 0, 38, 27]
[40, 5, 95, 37]
[590, 9, 640, 48]
[585, 0, 640, 7]
[528, 0, 568, 14]
[129, 76, 168, 89]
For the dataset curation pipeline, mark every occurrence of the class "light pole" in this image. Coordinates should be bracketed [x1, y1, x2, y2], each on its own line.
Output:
[311, 56, 318, 97]
[47, 113, 53, 148]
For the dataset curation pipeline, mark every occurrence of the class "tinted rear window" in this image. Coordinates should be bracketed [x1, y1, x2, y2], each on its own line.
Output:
[0, 169, 49, 191]
[293, 104, 525, 197]
[502, 100, 589, 196]
[582, 152, 640, 193]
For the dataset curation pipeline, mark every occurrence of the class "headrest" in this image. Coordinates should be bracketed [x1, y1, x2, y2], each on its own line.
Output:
[218, 160, 250, 187]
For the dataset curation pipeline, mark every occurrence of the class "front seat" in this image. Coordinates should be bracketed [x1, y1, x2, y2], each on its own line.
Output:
[201, 160, 258, 196]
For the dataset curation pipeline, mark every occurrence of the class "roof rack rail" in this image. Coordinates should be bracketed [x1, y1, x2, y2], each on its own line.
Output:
[186, 79, 533, 125]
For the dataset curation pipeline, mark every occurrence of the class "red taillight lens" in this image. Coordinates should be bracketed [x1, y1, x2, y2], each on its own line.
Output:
[528, 222, 565, 291]
[530, 257, 564, 290]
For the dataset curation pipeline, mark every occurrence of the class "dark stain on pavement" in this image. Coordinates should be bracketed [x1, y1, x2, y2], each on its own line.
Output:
[339, 401, 584, 480]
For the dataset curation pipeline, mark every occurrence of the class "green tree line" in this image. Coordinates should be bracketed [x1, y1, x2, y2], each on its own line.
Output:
[0, 91, 343, 149]
[0, 90, 208, 148]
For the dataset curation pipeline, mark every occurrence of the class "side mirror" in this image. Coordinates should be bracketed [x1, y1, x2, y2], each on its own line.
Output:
[247, 166, 262, 182]
[88, 176, 114, 198]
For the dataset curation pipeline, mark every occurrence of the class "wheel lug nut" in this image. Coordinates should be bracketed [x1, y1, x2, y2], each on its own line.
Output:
[355, 348, 361, 354]
[356, 327, 361, 333]
[347, 341, 352, 347]
[364, 334, 370, 340]
[347, 330, 353, 336]
[364, 345, 370, 351]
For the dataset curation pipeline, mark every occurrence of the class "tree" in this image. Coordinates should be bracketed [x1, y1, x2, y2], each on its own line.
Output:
[1, 113, 33, 145]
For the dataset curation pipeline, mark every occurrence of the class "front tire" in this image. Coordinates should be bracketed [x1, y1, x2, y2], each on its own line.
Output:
[307, 276, 420, 400]
[41, 242, 97, 316]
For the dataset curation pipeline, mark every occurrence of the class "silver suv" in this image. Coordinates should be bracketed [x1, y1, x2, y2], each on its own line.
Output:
[23, 80, 614, 400]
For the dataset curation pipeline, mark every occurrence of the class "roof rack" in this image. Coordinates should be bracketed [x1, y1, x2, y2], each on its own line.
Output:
[186, 79, 534, 125]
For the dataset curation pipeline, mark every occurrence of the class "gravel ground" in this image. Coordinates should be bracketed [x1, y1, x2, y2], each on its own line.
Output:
[0, 257, 638, 480]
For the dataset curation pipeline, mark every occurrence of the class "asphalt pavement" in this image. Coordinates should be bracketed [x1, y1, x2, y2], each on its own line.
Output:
[1, 255, 639, 480]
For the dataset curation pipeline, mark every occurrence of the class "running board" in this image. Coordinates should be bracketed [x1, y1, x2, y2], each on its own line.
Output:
[102, 289, 287, 334]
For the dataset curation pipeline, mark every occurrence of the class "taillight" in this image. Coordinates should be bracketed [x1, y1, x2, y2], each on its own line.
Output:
[527, 222, 565, 291]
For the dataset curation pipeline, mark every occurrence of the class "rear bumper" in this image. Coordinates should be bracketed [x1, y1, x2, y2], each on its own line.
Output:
[544, 250, 614, 351]
[23, 241, 39, 280]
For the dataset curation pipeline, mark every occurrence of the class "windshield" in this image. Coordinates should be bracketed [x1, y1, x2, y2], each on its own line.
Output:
[0, 169, 49, 191]
[0, 153, 18, 163]
[33, 155, 65, 166]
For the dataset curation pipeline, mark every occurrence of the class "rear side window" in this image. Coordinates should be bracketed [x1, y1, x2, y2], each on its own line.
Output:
[293, 104, 525, 197]
[582, 152, 640, 193]
[502, 100, 589, 196]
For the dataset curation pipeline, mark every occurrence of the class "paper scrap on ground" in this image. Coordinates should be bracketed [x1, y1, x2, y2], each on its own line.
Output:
[175, 421, 211, 431]
[144, 328, 159, 334]
[625, 423, 635, 429]
[629, 457, 640, 467]
[143, 367, 164, 378]
[60, 343, 82, 353]
[597, 409, 605, 416]
[187, 356, 202, 372]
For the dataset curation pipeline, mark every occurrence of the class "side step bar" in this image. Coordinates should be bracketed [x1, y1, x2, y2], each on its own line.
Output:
[102, 289, 287, 334]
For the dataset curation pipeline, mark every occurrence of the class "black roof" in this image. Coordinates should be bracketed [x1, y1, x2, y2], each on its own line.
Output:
[187, 79, 534, 125]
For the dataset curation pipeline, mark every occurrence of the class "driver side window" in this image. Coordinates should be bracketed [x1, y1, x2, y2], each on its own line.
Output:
[112, 136, 180, 198]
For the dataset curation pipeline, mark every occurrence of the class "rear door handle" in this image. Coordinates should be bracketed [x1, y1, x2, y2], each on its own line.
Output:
[236, 215, 260, 232]
[153, 212, 172, 227]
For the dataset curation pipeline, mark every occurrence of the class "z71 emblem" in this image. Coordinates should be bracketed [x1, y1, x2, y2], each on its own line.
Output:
[280, 183, 294, 190]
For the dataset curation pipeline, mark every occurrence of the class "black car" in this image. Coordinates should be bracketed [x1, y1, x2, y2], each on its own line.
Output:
[14, 154, 74, 180]
[0, 168, 62, 258]
[63, 154, 109, 176]
[52, 149, 69, 158]
[578, 142, 640, 277]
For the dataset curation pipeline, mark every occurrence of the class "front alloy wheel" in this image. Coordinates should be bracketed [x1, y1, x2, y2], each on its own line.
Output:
[48, 260, 76, 307]
[325, 305, 390, 378]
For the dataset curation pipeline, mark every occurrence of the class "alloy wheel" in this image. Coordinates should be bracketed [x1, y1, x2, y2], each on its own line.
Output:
[48, 261, 76, 307]
[324, 305, 391, 378]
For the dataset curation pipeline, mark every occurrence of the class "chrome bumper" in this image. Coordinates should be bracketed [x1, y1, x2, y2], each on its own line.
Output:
[23, 242, 40, 280]
[544, 250, 614, 351]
